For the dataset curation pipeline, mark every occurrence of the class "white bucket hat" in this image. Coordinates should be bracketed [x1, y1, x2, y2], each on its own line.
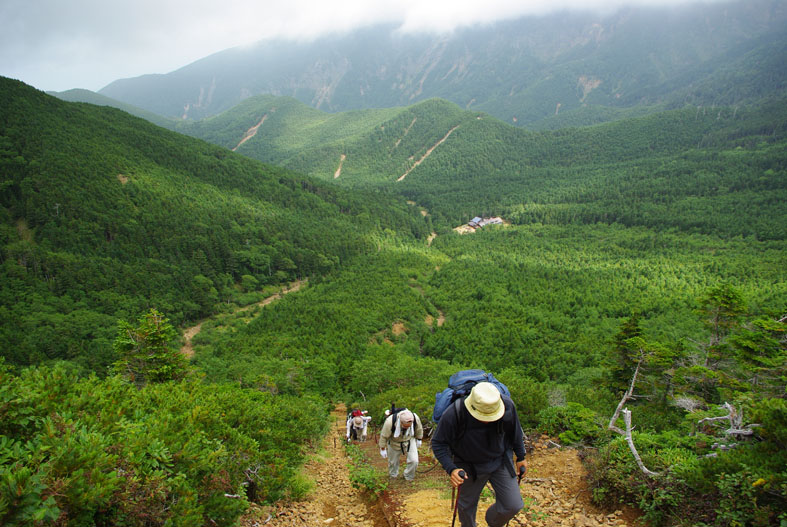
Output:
[464, 382, 504, 422]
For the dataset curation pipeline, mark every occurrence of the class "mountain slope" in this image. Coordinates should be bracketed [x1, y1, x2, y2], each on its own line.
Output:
[0, 77, 428, 370]
[48, 88, 177, 129]
[177, 93, 787, 240]
[99, 0, 787, 125]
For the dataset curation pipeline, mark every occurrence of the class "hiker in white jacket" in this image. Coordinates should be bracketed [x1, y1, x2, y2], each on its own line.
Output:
[346, 413, 372, 441]
[378, 409, 423, 481]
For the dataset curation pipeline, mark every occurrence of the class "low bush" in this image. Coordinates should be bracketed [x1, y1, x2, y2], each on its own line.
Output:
[344, 444, 388, 497]
[0, 362, 329, 526]
[536, 402, 603, 444]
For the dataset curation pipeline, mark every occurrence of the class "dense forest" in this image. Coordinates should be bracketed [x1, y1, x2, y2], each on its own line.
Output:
[178, 95, 787, 241]
[190, 222, 785, 525]
[0, 77, 428, 372]
[2, 70, 786, 527]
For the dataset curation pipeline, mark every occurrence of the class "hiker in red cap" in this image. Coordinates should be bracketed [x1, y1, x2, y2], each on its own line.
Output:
[346, 409, 371, 441]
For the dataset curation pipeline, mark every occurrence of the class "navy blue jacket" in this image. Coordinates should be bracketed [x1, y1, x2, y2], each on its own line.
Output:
[431, 396, 526, 477]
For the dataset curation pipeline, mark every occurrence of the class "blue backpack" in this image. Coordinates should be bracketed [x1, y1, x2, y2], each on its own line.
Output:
[432, 369, 511, 423]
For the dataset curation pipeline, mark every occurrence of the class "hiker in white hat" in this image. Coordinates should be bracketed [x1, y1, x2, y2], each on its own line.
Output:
[378, 407, 423, 481]
[431, 382, 527, 527]
[346, 409, 371, 441]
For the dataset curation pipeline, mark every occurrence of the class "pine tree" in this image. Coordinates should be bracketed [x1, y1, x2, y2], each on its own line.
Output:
[112, 309, 190, 387]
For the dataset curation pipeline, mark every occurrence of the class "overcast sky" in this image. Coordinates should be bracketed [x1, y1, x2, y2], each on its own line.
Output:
[1, 0, 730, 93]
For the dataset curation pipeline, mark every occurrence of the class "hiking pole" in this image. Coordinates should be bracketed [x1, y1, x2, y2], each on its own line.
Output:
[451, 470, 466, 527]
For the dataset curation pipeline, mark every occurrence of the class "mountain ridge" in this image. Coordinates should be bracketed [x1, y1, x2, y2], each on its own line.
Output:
[97, 0, 787, 125]
[171, 89, 787, 241]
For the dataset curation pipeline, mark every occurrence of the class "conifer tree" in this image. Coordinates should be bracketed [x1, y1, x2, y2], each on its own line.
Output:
[112, 309, 190, 387]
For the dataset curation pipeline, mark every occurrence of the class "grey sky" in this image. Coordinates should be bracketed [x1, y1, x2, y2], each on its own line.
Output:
[1, 0, 731, 92]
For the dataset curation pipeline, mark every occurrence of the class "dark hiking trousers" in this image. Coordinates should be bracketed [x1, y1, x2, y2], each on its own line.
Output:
[457, 463, 523, 527]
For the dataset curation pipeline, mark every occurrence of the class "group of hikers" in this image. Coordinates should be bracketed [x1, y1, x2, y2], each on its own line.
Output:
[344, 371, 527, 527]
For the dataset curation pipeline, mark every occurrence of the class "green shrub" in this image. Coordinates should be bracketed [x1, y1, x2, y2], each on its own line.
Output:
[0, 363, 329, 526]
[536, 402, 602, 444]
[586, 426, 787, 526]
[497, 369, 550, 428]
[345, 444, 388, 497]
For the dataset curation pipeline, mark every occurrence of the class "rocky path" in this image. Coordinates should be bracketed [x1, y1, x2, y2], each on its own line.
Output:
[361, 434, 638, 527]
[241, 406, 388, 527]
[241, 413, 640, 527]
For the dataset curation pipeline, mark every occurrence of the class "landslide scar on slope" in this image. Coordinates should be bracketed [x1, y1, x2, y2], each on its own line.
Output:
[394, 117, 418, 148]
[233, 114, 268, 151]
[397, 125, 459, 181]
[334, 154, 346, 179]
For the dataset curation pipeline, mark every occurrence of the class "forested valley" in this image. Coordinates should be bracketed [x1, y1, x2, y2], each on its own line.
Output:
[1, 73, 785, 527]
[178, 95, 786, 241]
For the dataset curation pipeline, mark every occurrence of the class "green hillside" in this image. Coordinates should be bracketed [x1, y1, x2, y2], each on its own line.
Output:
[179, 95, 787, 241]
[191, 221, 785, 525]
[1, 71, 785, 527]
[48, 88, 177, 129]
[0, 77, 428, 371]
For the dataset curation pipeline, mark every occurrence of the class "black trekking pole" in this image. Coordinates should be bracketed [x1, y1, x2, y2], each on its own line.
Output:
[451, 470, 466, 527]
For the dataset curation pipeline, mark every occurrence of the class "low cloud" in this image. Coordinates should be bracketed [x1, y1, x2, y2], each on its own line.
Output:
[0, 0, 732, 92]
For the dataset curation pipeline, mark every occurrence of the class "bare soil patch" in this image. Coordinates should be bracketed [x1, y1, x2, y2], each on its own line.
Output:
[392, 322, 407, 336]
[334, 154, 347, 179]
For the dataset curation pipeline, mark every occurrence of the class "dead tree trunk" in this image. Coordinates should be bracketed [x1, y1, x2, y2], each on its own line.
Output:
[607, 357, 659, 477]
[608, 359, 642, 435]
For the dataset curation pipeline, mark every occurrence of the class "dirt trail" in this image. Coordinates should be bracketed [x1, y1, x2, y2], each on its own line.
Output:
[241, 406, 387, 527]
[180, 280, 305, 358]
[245, 419, 640, 527]
[180, 322, 204, 359]
[361, 434, 638, 527]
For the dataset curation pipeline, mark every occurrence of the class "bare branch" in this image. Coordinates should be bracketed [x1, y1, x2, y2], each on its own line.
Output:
[712, 443, 740, 451]
[623, 409, 659, 477]
[608, 359, 642, 434]
[725, 425, 761, 437]
[672, 396, 704, 412]
[697, 415, 731, 426]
